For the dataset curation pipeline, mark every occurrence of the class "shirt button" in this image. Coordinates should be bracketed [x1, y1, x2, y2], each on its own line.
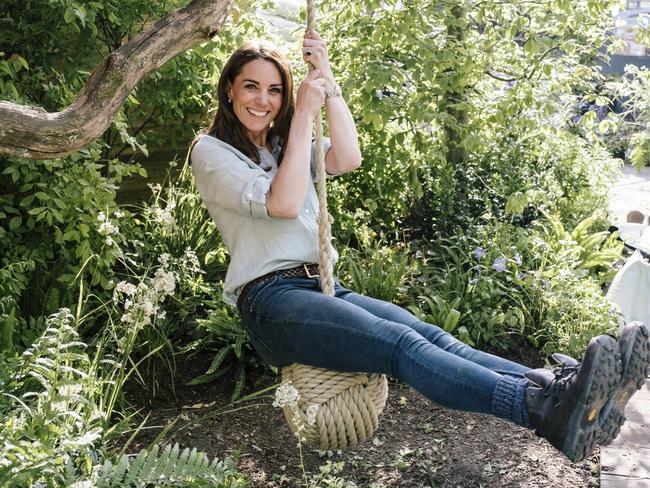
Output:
[247, 193, 252, 199]
[305, 209, 310, 214]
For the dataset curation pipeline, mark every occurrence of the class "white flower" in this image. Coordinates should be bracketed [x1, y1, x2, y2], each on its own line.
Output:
[70, 480, 95, 488]
[115, 263, 177, 331]
[116, 281, 137, 296]
[158, 253, 171, 268]
[114, 210, 124, 218]
[97, 212, 106, 223]
[57, 383, 83, 397]
[89, 409, 107, 422]
[153, 203, 176, 234]
[183, 247, 202, 272]
[306, 404, 319, 426]
[152, 269, 176, 295]
[50, 401, 68, 413]
[105, 236, 114, 246]
[98, 221, 118, 236]
[273, 382, 301, 408]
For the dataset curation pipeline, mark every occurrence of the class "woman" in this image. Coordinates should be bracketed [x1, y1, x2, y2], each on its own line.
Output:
[190, 31, 650, 463]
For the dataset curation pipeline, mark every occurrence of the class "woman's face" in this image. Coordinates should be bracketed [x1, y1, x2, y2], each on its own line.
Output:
[228, 59, 284, 145]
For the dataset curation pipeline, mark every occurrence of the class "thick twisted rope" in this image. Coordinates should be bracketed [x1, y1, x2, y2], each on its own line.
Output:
[306, 0, 335, 296]
[282, 365, 389, 449]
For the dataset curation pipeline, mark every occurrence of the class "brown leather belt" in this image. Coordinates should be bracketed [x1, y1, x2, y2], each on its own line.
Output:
[237, 263, 320, 310]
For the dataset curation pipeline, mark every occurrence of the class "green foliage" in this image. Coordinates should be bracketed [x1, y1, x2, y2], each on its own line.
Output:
[0, 310, 105, 486]
[336, 222, 411, 303]
[315, 0, 622, 241]
[527, 211, 623, 356]
[409, 228, 531, 351]
[608, 64, 650, 169]
[0, 308, 248, 488]
[533, 210, 623, 286]
[408, 210, 623, 356]
[0, 154, 143, 338]
[182, 301, 259, 401]
[96, 442, 247, 488]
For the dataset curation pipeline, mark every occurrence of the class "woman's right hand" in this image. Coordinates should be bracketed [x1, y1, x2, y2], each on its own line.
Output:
[295, 68, 327, 118]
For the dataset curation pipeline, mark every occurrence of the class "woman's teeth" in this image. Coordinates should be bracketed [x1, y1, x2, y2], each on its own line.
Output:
[248, 108, 269, 117]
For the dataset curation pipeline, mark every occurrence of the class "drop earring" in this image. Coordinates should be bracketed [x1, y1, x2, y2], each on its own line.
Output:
[227, 97, 232, 104]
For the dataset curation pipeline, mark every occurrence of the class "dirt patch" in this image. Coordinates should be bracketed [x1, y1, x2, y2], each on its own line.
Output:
[124, 347, 600, 488]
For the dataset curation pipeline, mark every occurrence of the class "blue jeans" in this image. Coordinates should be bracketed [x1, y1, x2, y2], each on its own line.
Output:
[238, 275, 532, 425]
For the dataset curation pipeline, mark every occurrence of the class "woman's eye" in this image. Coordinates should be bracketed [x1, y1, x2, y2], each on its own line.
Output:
[271, 87, 282, 94]
[244, 84, 257, 90]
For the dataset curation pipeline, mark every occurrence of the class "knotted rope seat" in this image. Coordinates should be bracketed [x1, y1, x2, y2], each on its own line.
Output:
[277, 0, 388, 449]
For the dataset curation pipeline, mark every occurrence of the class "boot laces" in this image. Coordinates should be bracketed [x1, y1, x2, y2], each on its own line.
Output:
[542, 364, 579, 407]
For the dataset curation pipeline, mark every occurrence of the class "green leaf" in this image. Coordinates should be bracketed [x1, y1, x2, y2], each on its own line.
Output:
[17, 56, 29, 70]
[64, 8, 76, 23]
[9, 216, 22, 230]
[505, 192, 528, 215]
[19, 195, 35, 206]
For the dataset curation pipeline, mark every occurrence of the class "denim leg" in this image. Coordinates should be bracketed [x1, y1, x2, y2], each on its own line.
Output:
[335, 284, 531, 378]
[238, 277, 530, 425]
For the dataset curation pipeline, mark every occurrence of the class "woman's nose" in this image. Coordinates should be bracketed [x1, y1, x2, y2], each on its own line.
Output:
[256, 91, 269, 105]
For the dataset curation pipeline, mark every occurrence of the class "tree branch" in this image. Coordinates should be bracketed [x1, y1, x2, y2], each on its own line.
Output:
[0, 0, 232, 160]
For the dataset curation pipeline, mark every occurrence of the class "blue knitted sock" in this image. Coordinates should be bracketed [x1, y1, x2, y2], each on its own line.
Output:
[492, 375, 532, 428]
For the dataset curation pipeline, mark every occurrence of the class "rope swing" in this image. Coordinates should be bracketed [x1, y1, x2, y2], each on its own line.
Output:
[277, 0, 388, 449]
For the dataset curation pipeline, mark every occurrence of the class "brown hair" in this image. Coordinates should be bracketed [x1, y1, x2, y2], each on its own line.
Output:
[206, 40, 294, 164]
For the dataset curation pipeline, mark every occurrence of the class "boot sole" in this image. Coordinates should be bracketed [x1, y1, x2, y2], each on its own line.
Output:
[598, 322, 650, 446]
[561, 335, 621, 462]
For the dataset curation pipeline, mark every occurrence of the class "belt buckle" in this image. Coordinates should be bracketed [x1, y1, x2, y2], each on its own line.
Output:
[303, 263, 319, 278]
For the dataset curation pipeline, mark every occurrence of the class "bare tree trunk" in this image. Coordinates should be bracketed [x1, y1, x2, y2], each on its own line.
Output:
[0, 0, 232, 160]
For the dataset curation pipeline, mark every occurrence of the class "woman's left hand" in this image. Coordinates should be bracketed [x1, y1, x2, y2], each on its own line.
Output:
[303, 30, 335, 89]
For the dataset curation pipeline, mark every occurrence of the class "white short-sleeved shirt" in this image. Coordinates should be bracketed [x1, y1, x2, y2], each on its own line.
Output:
[190, 134, 337, 306]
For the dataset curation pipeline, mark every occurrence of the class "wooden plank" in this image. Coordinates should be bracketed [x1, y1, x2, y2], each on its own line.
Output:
[601, 445, 650, 478]
[609, 418, 650, 448]
[601, 472, 650, 488]
[608, 390, 650, 448]
[618, 397, 650, 422]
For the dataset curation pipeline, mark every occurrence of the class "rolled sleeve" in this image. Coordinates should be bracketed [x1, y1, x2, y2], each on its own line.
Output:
[191, 138, 273, 220]
[246, 176, 272, 219]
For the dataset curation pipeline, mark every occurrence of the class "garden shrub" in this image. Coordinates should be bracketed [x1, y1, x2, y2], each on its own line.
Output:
[0, 309, 248, 488]
[408, 211, 624, 357]
[0, 155, 143, 346]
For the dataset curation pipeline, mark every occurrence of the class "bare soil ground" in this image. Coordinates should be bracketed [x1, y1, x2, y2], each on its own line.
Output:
[125, 345, 601, 488]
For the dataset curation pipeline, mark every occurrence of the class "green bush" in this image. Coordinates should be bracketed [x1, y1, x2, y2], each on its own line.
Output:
[0, 309, 248, 488]
[408, 210, 623, 357]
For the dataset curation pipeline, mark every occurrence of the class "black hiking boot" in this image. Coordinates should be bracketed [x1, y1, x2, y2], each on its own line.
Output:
[524, 335, 621, 463]
[531, 323, 650, 447]
[598, 322, 650, 445]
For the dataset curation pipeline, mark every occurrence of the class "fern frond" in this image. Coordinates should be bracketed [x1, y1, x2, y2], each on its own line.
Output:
[96, 443, 245, 487]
